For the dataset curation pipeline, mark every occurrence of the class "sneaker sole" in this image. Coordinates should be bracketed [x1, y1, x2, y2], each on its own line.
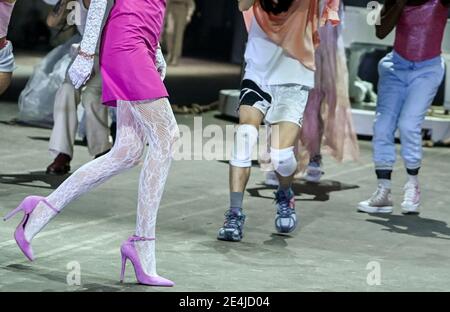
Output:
[275, 226, 297, 234]
[275, 219, 298, 234]
[217, 230, 243, 242]
[265, 179, 280, 187]
[304, 174, 322, 184]
[357, 205, 393, 214]
[401, 204, 420, 215]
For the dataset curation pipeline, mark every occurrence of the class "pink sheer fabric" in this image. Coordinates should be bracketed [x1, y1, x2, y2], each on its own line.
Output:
[297, 8, 359, 171]
[0, 0, 15, 38]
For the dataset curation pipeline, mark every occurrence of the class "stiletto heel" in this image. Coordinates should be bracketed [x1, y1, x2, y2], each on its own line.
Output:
[3, 196, 59, 261]
[120, 254, 127, 283]
[3, 203, 25, 221]
[119, 235, 174, 287]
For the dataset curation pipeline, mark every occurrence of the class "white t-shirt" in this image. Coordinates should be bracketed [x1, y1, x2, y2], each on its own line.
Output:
[76, 0, 89, 36]
[243, 17, 315, 88]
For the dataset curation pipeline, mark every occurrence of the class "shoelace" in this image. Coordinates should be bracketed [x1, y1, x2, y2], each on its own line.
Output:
[274, 192, 293, 218]
[404, 184, 418, 202]
[223, 211, 243, 229]
[371, 187, 389, 204]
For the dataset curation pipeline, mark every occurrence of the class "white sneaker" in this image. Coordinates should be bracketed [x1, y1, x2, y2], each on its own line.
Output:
[401, 181, 421, 215]
[265, 171, 279, 187]
[358, 185, 393, 213]
[304, 163, 323, 183]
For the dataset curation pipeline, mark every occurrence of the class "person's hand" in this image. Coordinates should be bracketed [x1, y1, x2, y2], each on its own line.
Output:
[155, 46, 167, 81]
[68, 54, 94, 89]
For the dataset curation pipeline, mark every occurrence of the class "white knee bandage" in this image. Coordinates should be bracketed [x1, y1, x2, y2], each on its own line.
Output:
[230, 124, 258, 168]
[270, 147, 297, 177]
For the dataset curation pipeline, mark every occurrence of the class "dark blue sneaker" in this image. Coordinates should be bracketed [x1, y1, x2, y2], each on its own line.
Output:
[274, 189, 297, 234]
[217, 208, 246, 242]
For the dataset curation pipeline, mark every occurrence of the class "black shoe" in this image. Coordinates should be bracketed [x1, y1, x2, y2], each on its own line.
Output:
[110, 122, 117, 144]
[46, 153, 71, 175]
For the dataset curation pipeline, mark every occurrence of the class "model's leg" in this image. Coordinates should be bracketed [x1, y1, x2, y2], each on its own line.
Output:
[300, 89, 324, 182]
[398, 59, 445, 214]
[0, 1, 15, 95]
[0, 71, 11, 95]
[164, 4, 175, 64]
[0, 41, 14, 95]
[266, 84, 309, 233]
[358, 53, 406, 213]
[218, 105, 264, 242]
[47, 82, 80, 174]
[121, 98, 179, 277]
[270, 121, 301, 233]
[170, 4, 188, 66]
[82, 60, 111, 158]
[230, 107, 263, 192]
[301, 90, 323, 158]
[23, 102, 146, 242]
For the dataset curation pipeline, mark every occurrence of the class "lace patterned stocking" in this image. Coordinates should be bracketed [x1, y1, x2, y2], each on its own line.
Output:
[24, 98, 178, 277]
[127, 99, 179, 277]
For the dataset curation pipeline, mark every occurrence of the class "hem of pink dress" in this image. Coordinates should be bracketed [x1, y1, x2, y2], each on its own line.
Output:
[102, 94, 169, 107]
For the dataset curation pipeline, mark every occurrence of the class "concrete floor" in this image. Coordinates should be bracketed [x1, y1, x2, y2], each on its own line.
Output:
[1, 102, 450, 292]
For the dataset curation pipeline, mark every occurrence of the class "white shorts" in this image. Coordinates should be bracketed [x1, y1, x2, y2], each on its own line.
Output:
[239, 79, 309, 127]
[0, 41, 15, 73]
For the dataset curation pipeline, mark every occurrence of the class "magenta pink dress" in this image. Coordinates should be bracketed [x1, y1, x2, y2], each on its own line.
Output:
[100, 0, 168, 107]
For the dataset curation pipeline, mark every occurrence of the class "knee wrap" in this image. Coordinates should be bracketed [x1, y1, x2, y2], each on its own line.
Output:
[270, 147, 297, 177]
[230, 124, 258, 168]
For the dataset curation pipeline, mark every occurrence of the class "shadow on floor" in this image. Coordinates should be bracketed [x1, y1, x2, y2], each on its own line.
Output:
[263, 233, 293, 247]
[0, 119, 51, 129]
[1, 263, 127, 292]
[28, 136, 88, 147]
[366, 214, 450, 240]
[0, 171, 70, 189]
[247, 179, 360, 202]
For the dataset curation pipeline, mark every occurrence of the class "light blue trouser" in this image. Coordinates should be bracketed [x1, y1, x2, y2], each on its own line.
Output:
[373, 51, 445, 171]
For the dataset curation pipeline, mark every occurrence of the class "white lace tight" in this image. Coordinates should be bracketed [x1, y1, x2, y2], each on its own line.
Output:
[24, 98, 179, 277]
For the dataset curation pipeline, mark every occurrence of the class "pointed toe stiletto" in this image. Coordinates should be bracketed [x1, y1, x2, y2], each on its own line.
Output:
[120, 235, 175, 287]
[3, 196, 59, 261]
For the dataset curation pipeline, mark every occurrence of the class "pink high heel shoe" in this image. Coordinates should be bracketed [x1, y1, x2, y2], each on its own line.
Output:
[120, 235, 174, 287]
[3, 196, 59, 261]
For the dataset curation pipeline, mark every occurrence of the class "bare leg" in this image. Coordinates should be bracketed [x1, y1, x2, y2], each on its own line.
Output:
[0, 71, 11, 95]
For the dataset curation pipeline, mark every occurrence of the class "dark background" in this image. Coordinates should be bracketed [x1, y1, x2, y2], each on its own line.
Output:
[7, 0, 386, 61]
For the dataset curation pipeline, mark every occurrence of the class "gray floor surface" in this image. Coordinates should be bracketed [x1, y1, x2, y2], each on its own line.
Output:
[1, 103, 450, 292]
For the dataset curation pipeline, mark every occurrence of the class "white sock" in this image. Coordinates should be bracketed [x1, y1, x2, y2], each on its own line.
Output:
[378, 179, 391, 189]
[407, 175, 419, 185]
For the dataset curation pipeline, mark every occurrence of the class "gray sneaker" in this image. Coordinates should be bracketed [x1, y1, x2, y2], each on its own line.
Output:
[358, 185, 393, 213]
[274, 189, 297, 233]
[217, 208, 246, 242]
[304, 155, 323, 183]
